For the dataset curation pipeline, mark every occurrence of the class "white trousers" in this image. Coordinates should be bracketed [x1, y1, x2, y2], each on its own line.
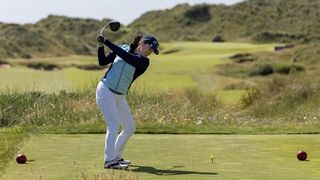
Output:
[96, 81, 135, 162]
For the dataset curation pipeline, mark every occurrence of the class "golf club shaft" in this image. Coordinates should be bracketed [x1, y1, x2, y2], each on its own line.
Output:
[100, 22, 111, 35]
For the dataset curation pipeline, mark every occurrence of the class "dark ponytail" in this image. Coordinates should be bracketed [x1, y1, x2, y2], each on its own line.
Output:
[129, 35, 142, 53]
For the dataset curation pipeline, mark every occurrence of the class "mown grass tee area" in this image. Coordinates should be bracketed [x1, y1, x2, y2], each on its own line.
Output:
[2, 134, 320, 179]
[1, 42, 320, 179]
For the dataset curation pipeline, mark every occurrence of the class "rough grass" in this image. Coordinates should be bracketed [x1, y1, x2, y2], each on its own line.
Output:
[241, 73, 320, 121]
[2, 134, 320, 179]
[1, 77, 320, 135]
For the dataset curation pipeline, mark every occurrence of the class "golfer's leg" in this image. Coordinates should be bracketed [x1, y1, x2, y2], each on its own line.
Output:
[115, 96, 135, 158]
[96, 82, 120, 162]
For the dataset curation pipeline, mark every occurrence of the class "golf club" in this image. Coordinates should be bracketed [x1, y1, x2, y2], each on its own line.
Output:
[100, 20, 121, 35]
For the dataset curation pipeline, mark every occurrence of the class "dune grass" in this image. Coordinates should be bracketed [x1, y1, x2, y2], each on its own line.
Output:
[2, 134, 320, 179]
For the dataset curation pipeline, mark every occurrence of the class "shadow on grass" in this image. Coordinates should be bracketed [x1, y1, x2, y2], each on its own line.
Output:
[131, 165, 218, 176]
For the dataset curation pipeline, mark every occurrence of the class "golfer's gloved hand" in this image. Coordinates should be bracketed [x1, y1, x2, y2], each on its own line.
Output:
[97, 34, 106, 43]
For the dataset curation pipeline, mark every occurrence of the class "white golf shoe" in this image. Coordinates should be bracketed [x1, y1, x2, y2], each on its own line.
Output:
[116, 157, 131, 165]
[104, 159, 128, 169]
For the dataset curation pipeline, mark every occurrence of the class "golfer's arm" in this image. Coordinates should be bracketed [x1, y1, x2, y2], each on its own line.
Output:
[103, 39, 148, 70]
[97, 47, 116, 66]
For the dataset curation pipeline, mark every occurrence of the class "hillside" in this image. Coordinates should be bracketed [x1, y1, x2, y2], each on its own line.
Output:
[1, 0, 320, 59]
[127, 0, 320, 42]
[0, 15, 127, 60]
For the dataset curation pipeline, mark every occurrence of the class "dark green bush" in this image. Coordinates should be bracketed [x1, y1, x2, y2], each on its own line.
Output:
[248, 63, 304, 76]
[184, 4, 211, 22]
[25, 62, 59, 71]
[249, 64, 274, 76]
[274, 64, 304, 74]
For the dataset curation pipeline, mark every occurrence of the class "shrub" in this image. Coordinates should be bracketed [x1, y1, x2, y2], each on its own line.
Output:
[229, 53, 257, 63]
[274, 64, 304, 74]
[184, 4, 211, 22]
[248, 64, 274, 76]
[241, 87, 260, 106]
[25, 62, 59, 71]
[212, 36, 225, 42]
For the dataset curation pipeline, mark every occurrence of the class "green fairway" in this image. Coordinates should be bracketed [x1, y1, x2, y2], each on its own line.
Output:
[0, 67, 103, 93]
[2, 134, 320, 179]
[0, 42, 276, 94]
[137, 42, 276, 93]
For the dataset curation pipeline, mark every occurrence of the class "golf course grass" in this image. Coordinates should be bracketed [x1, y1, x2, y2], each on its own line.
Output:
[0, 42, 276, 94]
[1, 41, 319, 180]
[2, 134, 320, 179]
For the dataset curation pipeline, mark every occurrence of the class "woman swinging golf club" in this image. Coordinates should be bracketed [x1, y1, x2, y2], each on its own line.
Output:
[96, 23, 159, 169]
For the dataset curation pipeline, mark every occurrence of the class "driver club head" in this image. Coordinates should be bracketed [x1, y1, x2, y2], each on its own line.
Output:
[109, 21, 120, 32]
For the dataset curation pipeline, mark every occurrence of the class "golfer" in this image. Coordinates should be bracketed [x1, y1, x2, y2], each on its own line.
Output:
[96, 34, 159, 169]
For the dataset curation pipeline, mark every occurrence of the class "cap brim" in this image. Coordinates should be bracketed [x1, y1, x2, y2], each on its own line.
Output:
[153, 48, 159, 55]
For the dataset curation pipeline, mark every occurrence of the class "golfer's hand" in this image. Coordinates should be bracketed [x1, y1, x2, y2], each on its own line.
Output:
[97, 34, 106, 43]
